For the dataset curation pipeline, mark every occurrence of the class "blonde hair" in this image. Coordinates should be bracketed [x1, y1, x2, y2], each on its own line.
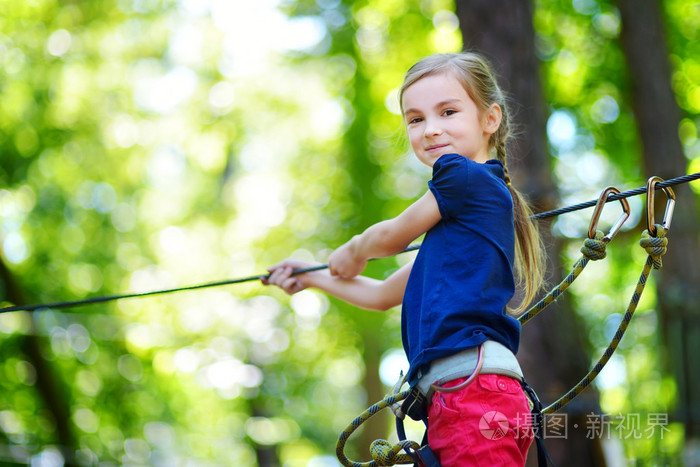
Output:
[399, 52, 545, 315]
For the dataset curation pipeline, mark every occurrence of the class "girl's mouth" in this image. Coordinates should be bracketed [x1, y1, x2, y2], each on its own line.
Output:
[425, 144, 448, 152]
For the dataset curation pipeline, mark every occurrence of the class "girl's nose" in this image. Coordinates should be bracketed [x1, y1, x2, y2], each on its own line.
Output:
[424, 121, 443, 137]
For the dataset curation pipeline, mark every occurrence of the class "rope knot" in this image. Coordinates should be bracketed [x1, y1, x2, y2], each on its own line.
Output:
[580, 231, 607, 261]
[369, 439, 420, 466]
[639, 225, 668, 269]
[369, 439, 400, 466]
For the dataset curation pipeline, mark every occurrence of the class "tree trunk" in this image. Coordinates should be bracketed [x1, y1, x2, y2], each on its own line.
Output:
[251, 405, 282, 467]
[454, 1, 606, 465]
[0, 260, 77, 465]
[616, 0, 700, 457]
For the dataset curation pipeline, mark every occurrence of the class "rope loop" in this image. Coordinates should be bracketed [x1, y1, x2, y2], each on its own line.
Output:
[336, 389, 415, 467]
[640, 226, 668, 269]
[580, 230, 608, 261]
[369, 439, 420, 466]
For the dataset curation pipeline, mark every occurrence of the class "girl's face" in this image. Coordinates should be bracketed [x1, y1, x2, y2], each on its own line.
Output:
[401, 72, 501, 167]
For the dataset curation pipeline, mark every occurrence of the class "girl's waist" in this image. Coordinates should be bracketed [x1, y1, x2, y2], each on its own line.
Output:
[415, 340, 523, 398]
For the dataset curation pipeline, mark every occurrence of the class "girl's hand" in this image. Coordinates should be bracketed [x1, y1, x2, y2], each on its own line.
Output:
[328, 237, 367, 279]
[262, 259, 318, 295]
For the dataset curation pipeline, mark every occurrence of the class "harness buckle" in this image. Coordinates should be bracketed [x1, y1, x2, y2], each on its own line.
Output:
[400, 387, 429, 422]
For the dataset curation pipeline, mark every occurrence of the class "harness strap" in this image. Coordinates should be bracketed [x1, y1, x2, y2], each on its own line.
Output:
[414, 445, 440, 467]
[521, 381, 556, 467]
[396, 411, 434, 467]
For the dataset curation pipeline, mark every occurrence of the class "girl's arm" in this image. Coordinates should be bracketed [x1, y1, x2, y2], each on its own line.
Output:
[328, 190, 440, 278]
[263, 259, 413, 311]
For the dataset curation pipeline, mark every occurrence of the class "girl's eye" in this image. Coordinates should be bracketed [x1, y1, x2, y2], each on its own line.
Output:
[443, 109, 457, 116]
[408, 117, 423, 124]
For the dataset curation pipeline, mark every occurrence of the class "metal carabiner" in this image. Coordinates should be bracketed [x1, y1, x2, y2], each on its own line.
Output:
[588, 186, 631, 243]
[646, 176, 676, 236]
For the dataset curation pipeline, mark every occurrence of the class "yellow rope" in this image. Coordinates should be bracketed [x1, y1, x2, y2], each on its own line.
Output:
[336, 389, 417, 467]
[519, 231, 608, 325]
[543, 226, 667, 413]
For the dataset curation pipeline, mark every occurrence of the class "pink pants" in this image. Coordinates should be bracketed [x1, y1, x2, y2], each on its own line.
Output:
[427, 374, 534, 466]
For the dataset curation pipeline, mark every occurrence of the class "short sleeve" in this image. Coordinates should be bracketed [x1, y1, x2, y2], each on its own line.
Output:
[427, 153, 470, 220]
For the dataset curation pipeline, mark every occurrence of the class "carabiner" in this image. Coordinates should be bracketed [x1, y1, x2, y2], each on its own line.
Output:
[646, 176, 676, 236]
[588, 186, 631, 243]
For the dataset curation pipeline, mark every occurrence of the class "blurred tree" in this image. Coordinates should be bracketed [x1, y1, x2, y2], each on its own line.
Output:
[616, 0, 700, 459]
[0, 260, 76, 464]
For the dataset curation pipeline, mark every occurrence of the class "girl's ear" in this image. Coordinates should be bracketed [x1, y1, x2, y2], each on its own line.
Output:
[483, 104, 502, 135]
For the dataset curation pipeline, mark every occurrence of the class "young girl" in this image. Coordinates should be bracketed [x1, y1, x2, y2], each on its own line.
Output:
[263, 52, 545, 466]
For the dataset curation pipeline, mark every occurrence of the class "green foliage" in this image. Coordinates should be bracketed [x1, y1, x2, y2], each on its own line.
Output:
[536, 0, 699, 464]
[0, 0, 698, 465]
[0, 0, 453, 464]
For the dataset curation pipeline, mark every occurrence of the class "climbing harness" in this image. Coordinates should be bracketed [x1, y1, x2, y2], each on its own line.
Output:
[335, 178, 675, 467]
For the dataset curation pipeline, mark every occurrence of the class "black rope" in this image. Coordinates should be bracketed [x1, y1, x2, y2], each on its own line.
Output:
[0, 264, 331, 314]
[0, 245, 421, 314]
[1, 172, 698, 314]
[532, 172, 700, 220]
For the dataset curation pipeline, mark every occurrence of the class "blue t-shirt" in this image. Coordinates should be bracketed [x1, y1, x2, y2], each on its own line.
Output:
[402, 153, 521, 385]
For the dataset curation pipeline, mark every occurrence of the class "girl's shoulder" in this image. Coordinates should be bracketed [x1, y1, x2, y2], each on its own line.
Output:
[432, 154, 469, 185]
[433, 154, 504, 181]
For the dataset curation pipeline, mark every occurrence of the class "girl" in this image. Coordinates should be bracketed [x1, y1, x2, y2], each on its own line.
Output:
[263, 52, 545, 466]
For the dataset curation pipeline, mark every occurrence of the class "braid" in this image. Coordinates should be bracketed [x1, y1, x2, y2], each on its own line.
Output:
[493, 101, 543, 314]
[491, 92, 510, 183]
[502, 164, 512, 186]
[493, 132, 508, 175]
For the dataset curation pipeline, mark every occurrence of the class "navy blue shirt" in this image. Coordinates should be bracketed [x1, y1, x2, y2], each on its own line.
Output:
[402, 153, 521, 385]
